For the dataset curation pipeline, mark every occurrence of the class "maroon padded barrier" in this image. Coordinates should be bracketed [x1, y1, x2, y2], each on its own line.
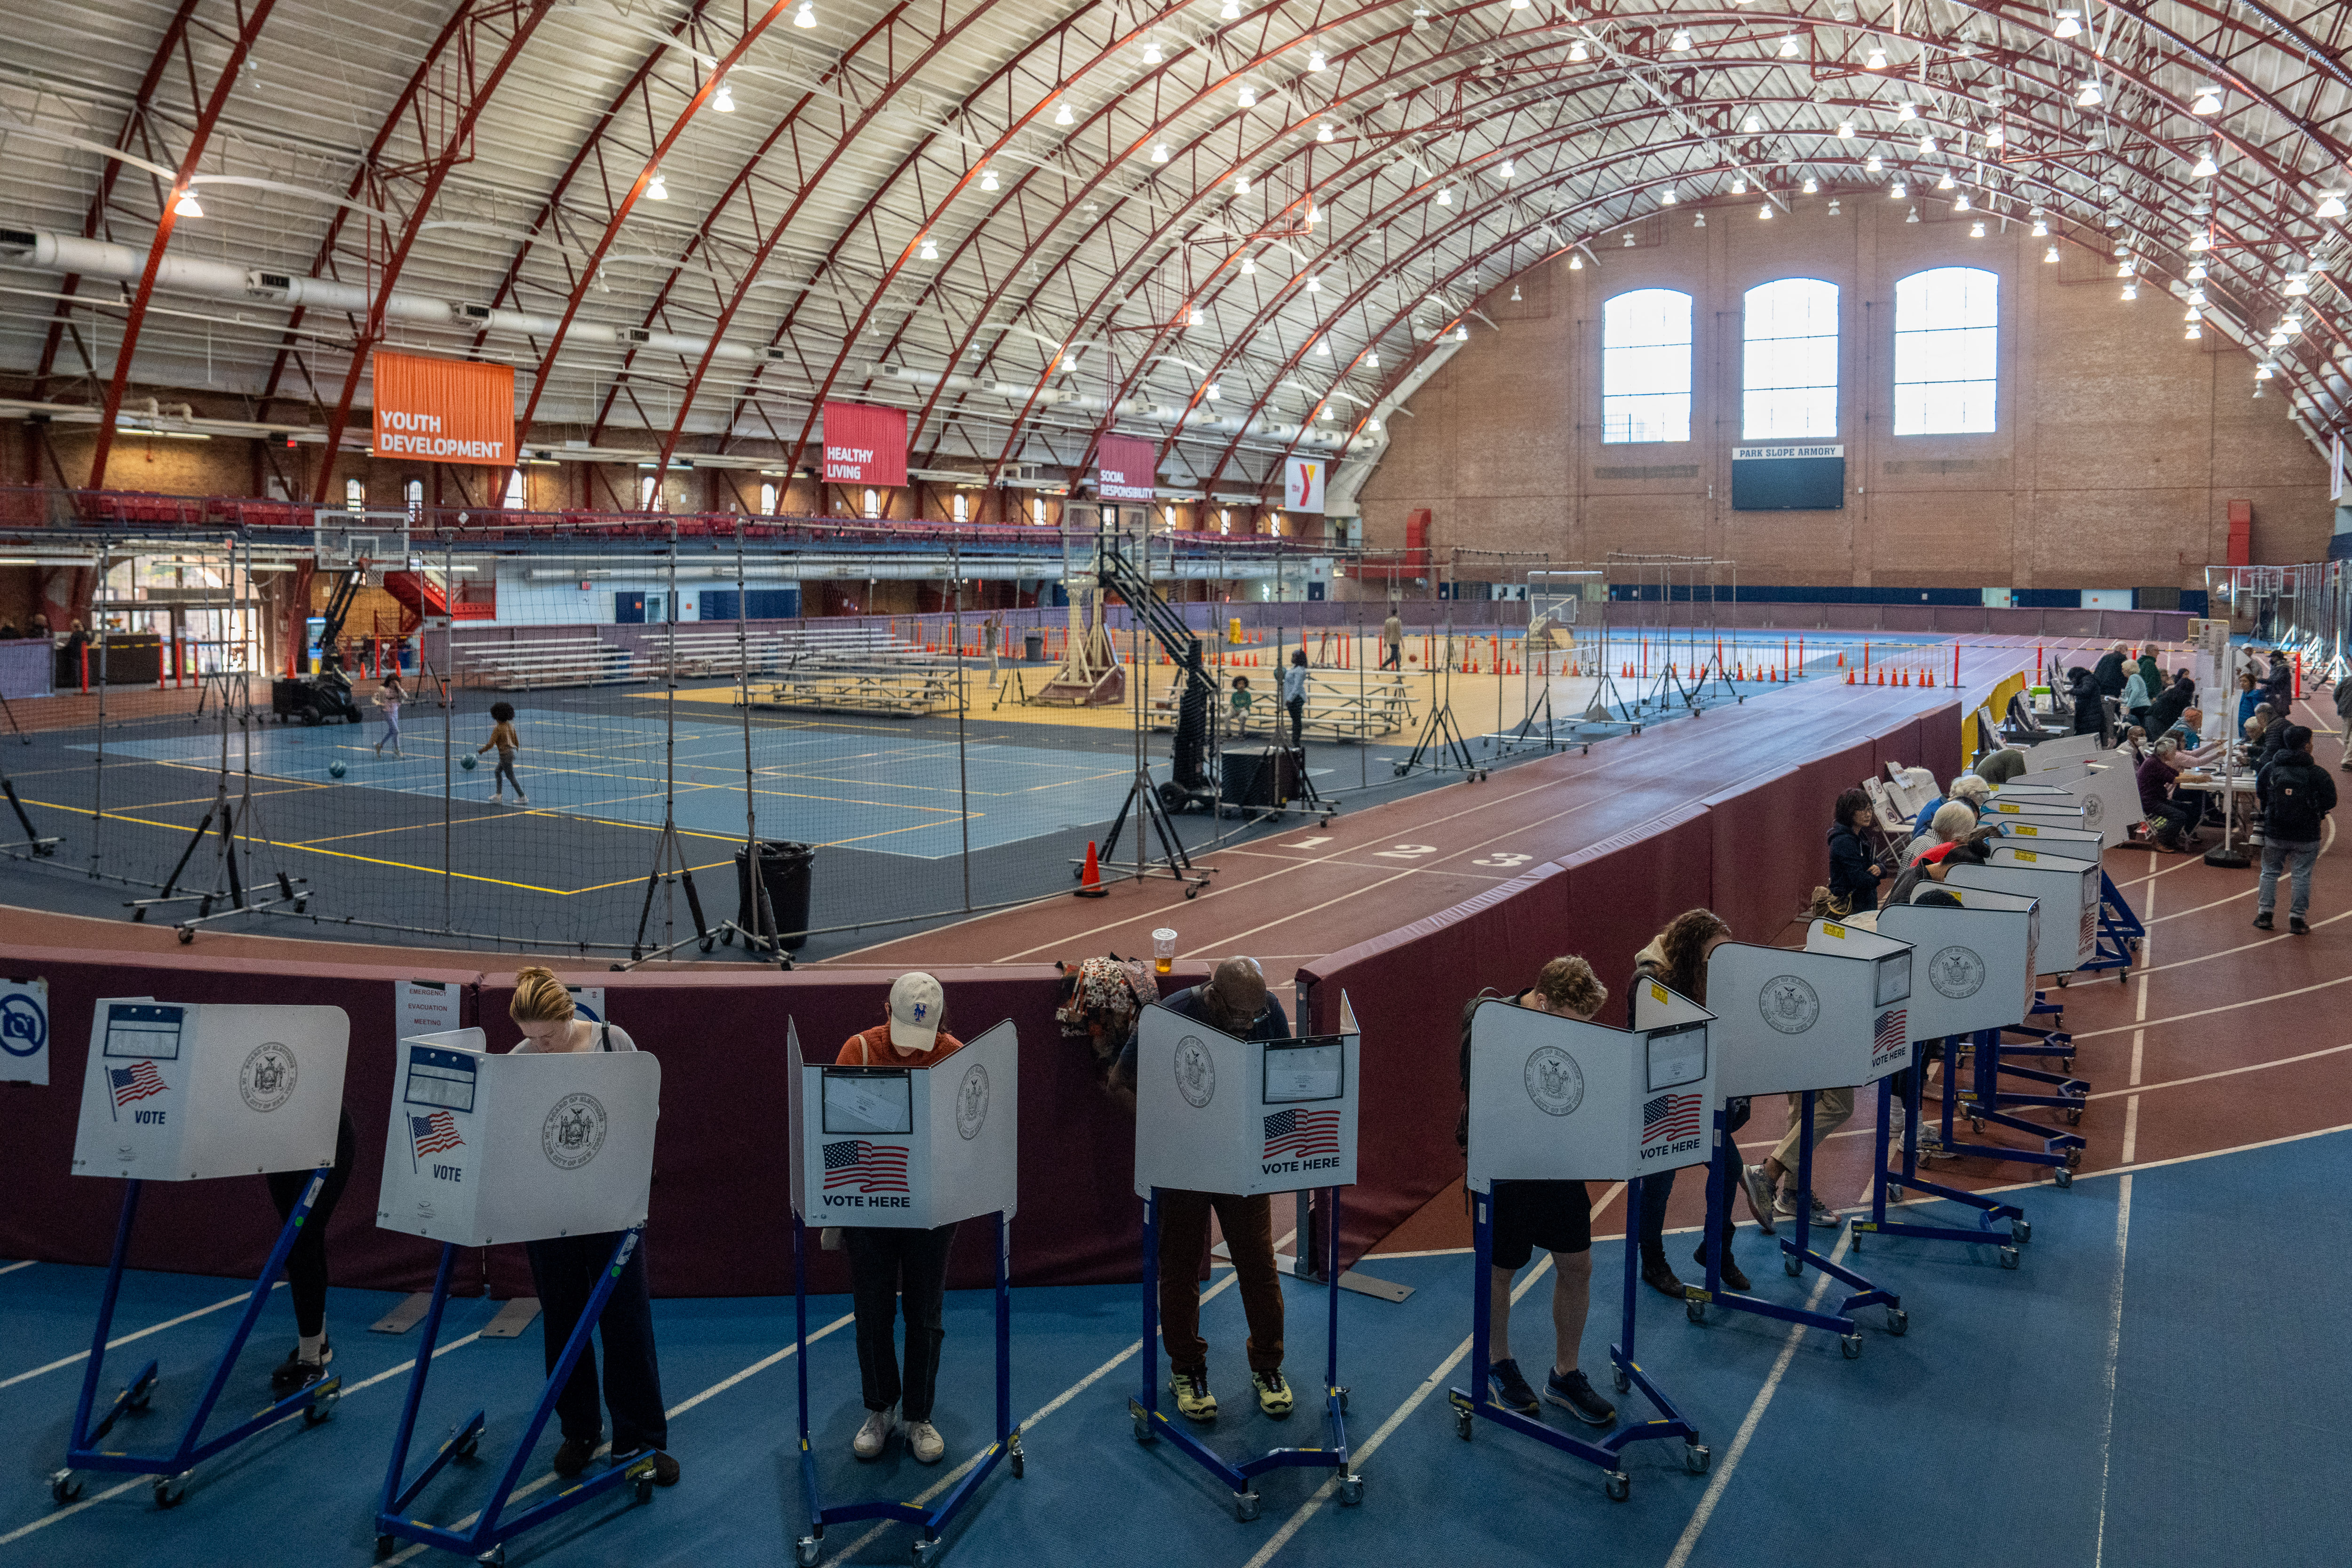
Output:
[1869, 716, 1926, 787]
[0, 947, 478, 1297]
[1918, 701, 1964, 779]
[1704, 769, 1816, 942]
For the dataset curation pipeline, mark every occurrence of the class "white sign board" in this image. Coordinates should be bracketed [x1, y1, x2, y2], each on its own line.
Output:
[374, 1028, 660, 1247]
[2056, 762, 2139, 848]
[72, 1000, 349, 1180]
[1133, 996, 1360, 1198]
[1284, 457, 1327, 514]
[1464, 995, 1716, 1192]
[1704, 928, 1915, 1100]
[1877, 899, 2039, 1039]
[0, 977, 48, 1085]
[787, 1018, 1019, 1230]
[397, 980, 462, 1043]
[1945, 859, 2100, 969]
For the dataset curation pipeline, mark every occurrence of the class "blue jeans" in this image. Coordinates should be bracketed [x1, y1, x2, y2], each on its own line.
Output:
[2258, 837, 2321, 918]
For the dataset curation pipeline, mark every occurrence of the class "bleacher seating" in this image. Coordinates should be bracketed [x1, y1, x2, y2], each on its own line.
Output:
[456, 637, 641, 690]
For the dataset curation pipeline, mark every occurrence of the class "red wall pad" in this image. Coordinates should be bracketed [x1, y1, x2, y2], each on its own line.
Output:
[1917, 702, 1965, 781]
[1704, 771, 1817, 943]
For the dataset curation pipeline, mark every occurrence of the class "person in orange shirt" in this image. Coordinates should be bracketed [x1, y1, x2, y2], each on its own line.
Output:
[838, 972, 964, 1466]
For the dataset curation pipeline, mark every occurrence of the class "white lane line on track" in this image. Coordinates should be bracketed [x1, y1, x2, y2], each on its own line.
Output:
[0, 1284, 285, 1391]
[0, 1261, 34, 1278]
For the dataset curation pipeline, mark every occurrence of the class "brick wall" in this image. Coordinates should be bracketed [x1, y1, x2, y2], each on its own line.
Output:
[1356, 201, 2332, 589]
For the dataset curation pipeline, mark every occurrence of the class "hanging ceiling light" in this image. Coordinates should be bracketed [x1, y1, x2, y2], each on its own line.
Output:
[1920, 135, 1938, 155]
[2122, 283, 2138, 300]
[2186, 324, 2202, 340]
[1366, 348, 1380, 365]
[1304, 199, 1319, 226]
[919, 236, 938, 260]
[980, 164, 999, 190]
[1437, 185, 1453, 205]
[2185, 261, 2204, 279]
[1234, 173, 1250, 194]
[1308, 48, 1327, 71]
[645, 170, 668, 200]
[2189, 287, 2208, 306]
[2191, 87, 2223, 116]
[2266, 329, 2288, 346]
[1732, 175, 1748, 194]
[2187, 229, 2212, 251]
[2317, 191, 2349, 219]
[1778, 34, 1801, 58]
[1890, 180, 1907, 199]
[2055, 8, 2082, 38]
[2044, 243, 2060, 263]
[1152, 142, 1169, 163]
[2257, 363, 2274, 379]
[1143, 38, 1161, 63]
[1759, 202, 1773, 220]
[1802, 177, 1818, 194]
[1317, 122, 1334, 143]
[1907, 206, 1920, 223]
[713, 77, 735, 112]
[2193, 149, 2219, 178]
[1669, 27, 1692, 50]
[1568, 252, 1583, 269]
[1659, 183, 1677, 205]
[1240, 255, 1255, 275]
[2120, 257, 2137, 276]
[1622, 231, 1635, 246]
[1828, 198, 1841, 215]
[2076, 78, 2103, 107]
[1693, 210, 1707, 228]
[1986, 126, 2005, 148]
[1511, 283, 1522, 301]
[1305, 272, 1321, 291]
[793, 0, 816, 25]
[1897, 100, 1917, 121]
[1055, 97, 1074, 125]
[172, 189, 202, 218]
[2285, 272, 2310, 296]
[1864, 154, 1883, 173]
[2031, 216, 2049, 237]
[1568, 39, 1589, 61]
[1968, 218, 1985, 237]
[1315, 338, 1331, 357]
[1743, 111, 1763, 133]
[1838, 121, 1855, 139]
[1236, 84, 1255, 107]
[1455, 325, 1469, 341]
[2285, 313, 2306, 332]
[1938, 171, 1955, 190]
[1220, 0, 1240, 16]
[1204, 382, 1219, 400]
[1866, 42, 1887, 69]
[1499, 158, 1514, 178]
[1367, 417, 1382, 431]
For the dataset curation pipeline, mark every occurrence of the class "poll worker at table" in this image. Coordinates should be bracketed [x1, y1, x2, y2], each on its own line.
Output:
[264, 1103, 357, 1395]
[2136, 737, 2203, 853]
[2146, 671, 2196, 743]
[507, 968, 679, 1487]
[836, 972, 967, 1465]
[1628, 911, 1748, 1298]
[1156, 957, 1296, 1422]
[1458, 958, 1618, 1427]
[1826, 788, 1889, 915]
[2254, 725, 2336, 935]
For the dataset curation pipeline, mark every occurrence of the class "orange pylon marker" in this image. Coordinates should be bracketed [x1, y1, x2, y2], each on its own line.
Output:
[1846, 669, 1856, 684]
[1074, 840, 1108, 898]
[1837, 651, 1846, 668]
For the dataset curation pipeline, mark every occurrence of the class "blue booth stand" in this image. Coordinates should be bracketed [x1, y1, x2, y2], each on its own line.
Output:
[52, 999, 350, 1509]
[787, 1018, 1023, 1566]
[1445, 989, 1715, 1499]
[1128, 997, 1364, 1521]
[369, 1028, 665, 1565]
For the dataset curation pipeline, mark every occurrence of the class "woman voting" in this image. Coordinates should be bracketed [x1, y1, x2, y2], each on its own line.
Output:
[837, 972, 966, 1465]
[506, 968, 678, 1488]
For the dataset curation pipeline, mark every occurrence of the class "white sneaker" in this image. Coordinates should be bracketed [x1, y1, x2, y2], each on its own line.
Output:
[853, 1406, 897, 1460]
[906, 1420, 944, 1464]
[513, 794, 529, 806]
[1887, 1104, 1907, 1144]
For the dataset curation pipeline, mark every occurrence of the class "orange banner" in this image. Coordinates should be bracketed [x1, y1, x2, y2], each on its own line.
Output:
[372, 351, 516, 466]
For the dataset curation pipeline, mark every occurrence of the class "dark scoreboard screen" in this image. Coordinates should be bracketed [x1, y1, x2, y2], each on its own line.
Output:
[1731, 444, 1845, 511]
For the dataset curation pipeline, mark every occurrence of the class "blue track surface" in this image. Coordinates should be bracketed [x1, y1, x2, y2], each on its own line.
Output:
[2, 1130, 2338, 1567]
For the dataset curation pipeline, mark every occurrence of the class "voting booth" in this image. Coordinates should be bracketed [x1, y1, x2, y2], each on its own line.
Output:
[2054, 764, 2140, 848]
[1448, 996, 1714, 1496]
[1692, 926, 1915, 1350]
[2024, 733, 2102, 773]
[373, 1034, 666, 1566]
[1947, 855, 2102, 972]
[785, 1019, 1023, 1566]
[53, 1001, 351, 1508]
[1130, 997, 1364, 1520]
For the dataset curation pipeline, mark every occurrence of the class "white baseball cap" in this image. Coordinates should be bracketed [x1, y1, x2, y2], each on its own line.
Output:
[888, 972, 945, 1051]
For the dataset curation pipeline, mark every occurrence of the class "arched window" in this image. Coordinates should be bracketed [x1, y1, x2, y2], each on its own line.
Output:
[639, 475, 660, 511]
[1893, 266, 1999, 434]
[863, 487, 881, 518]
[403, 478, 423, 519]
[1742, 278, 1839, 438]
[502, 468, 525, 510]
[1601, 288, 1693, 443]
[952, 492, 969, 522]
[759, 481, 779, 515]
[1032, 496, 1047, 526]
[344, 477, 366, 512]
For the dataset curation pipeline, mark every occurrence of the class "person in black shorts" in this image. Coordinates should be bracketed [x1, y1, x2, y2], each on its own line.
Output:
[1480, 958, 1616, 1426]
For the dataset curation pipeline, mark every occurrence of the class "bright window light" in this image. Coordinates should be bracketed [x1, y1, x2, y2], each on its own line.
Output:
[1892, 266, 1998, 435]
[1602, 288, 1693, 444]
[1742, 277, 1840, 439]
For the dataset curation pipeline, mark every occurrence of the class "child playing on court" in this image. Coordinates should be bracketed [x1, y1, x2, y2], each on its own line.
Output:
[477, 700, 527, 805]
[373, 672, 405, 758]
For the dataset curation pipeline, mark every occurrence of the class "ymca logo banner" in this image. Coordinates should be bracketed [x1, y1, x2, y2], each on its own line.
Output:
[372, 351, 515, 466]
[821, 401, 909, 486]
[1284, 456, 1326, 513]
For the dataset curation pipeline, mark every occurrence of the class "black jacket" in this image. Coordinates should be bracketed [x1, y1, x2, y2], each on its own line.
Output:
[1827, 822, 1883, 910]
[2068, 669, 2104, 735]
[2257, 751, 2337, 842]
[2092, 651, 2129, 698]
[2145, 681, 2192, 741]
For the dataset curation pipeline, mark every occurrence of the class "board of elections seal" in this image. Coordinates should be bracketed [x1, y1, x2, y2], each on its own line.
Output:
[1523, 1047, 1585, 1117]
[1929, 945, 1986, 1000]
[1173, 1035, 1216, 1108]
[1759, 976, 1820, 1035]
[956, 1061, 990, 1139]
[239, 1041, 298, 1113]
[541, 1092, 607, 1170]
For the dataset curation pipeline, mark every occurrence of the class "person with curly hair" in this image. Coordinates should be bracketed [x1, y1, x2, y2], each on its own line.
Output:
[1053, 954, 1158, 1111]
[1628, 911, 1746, 1297]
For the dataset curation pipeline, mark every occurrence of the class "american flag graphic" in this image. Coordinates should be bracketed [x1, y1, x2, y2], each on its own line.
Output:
[823, 1139, 910, 1193]
[110, 1061, 167, 1108]
[1873, 1008, 1909, 1064]
[1263, 1108, 1343, 1159]
[1642, 1092, 1703, 1145]
[411, 1111, 464, 1158]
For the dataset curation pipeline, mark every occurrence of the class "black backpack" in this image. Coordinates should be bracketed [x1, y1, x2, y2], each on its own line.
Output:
[1456, 988, 1512, 1152]
[2264, 758, 2330, 842]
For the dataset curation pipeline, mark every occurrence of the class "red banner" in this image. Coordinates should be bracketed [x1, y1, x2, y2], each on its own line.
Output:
[821, 401, 908, 486]
[1096, 435, 1156, 501]
[372, 351, 516, 466]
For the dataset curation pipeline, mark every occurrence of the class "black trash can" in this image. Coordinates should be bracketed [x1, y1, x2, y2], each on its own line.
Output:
[1023, 631, 1044, 661]
[734, 839, 814, 950]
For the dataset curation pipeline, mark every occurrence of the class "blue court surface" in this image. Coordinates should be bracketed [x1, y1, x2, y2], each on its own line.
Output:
[81, 711, 1151, 860]
[3, 1129, 2336, 1568]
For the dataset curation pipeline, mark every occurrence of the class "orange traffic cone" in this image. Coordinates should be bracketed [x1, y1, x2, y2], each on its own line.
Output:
[1846, 669, 1856, 685]
[1837, 651, 1846, 667]
[1075, 840, 1108, 898]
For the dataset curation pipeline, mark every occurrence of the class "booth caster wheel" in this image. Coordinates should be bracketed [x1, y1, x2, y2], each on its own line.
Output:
[1840, 1334, 1863, 1360]
[476, 1547, 505, 1567]
[1234, 1490, 1262, 1522]
[1887, 1308, 1909, 1337]
[1185, 884, 1201, 900]
[912, 1535, 939, 1566]
[795, 1535, 822, 1567]
[1131, 1409, 1155, 1445]
[1333, 1387, 1349, 1413]
[1605, 1472, 1630, 1502]
[453, 1427, 481, 1460]
[2064, 1107, 2083, 1126]
[375, 1534, 396, 1560]
[1969, 1116, 1985, 1135]
[303, 1386, 339, 1425]
[2054, 1167, 2073, 1189]
[49, 1470, 82, 1505]
[2000, 1246, 2020, 1270]
[635, 1474, 655, 1504]
[1685, 1297, 1706, 1325]
[1338, 1474, 1364, 1507]
[1454, 1407, 1473, 1441]
[1613, 1366, 1630, 1395]
[127, 1369, 156, 1412]
[2013, 1220, 2032, 1244]
[2065, 1148, 2083, 1170]
[1009, 1434, 1025, 1479]
[153, 1472, 190, 1509]
[176, 927, 195, 945]
[1784, 1254, 1802, 1277]
[1685, 1443, 1711, 1474]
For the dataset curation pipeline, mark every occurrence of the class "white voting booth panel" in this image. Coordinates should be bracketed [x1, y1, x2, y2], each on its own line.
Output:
[1704, 926, 1915, 1100]
[1991, 781, 2084, 802]
[1876, 899, 2039, 1038]
[787, 1019, 1019, 1229]
[1982, 799, 2090, 832]
[1946, 860, 2099, 969]
[1463, 990, 1716, 1194]
[2025, 734, 2102, 773]
[72, 1000, 349, 1181]
[2054, 764, 2138, 848]
[1993, 820, 2104, 857]
[375, 1028, 660, 1248]
[1133, 997, 1361, 1199]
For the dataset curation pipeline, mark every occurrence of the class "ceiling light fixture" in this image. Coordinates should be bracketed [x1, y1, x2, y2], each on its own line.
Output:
[1670, 27, 1692, 50]
[1694, 210, 1707, 228]
[1920, 135, 1937, 155]
[1511, 283, 1522, 301]
[1866, 42, 1887, 68]
[2055, 8, 2082, 39]
[1308, 48, 1327, 71]
[919, 236, 938, 260]
[1143, 38, 1162, 63]
[793, 0, 816, 24]
[1318, 121, 1335, 143]
[2317, 191, 2349, 219]
[2185, 261, 2203, 279]
[1827, 198, 1841, 215]
[1367, 417, 1382, 431]
[1205, 382, 1219, 400]
[1732, 174, 1748, 194]
[1568, 39, 1589, 61]
[172, 190, 202, 218]
[980, 164, 999, 190]
[2045, 243, 2060, 263]
[1236, 84, 1255, 107]
[1055, 98, 1074, 125]
[2076, 78, 2103, 107]
[1865, 154, 1883, 173]
[1907, 205, 1920, 223]
[2285, 272, 2310, 296]
[645, 171, 668, 200]
[1235, 173, 1250, 194]
[2122, 283, 2138, 300]
[1897, 100, 1917, 121]
[1759, 202, 1773, 220]
[1659, 183, 1677, 205]
[1455, 325, 1469, 341]
[1838, 120, 1855, 138]
[1438, 185, 1453, 205]
[1240, 255, 1255, 275]
[1891, 180, 1907, 199]
[1306, 272, 1321, 291]
[1744, 111, 1763, 133]
[1568, 252, 1583, 269]
[1500, 158, 1514, 178]
[1938, 171, 1955, 190]
[2193, 149, 2219, 178]
[2189, 287, 2207, 305]
[2191, 87, 2222, 116]
[1970, 219, 1986, 237]
[1802, 177, 1818, 194]
[713, 77, 735, 111]
[2186, 324, 2202, 340]
[1778, 33, 1800, 57]
[1152, 142, 1169, 162]
[1366, 349, 1379, 365]
[1221, 0, 1240, 17]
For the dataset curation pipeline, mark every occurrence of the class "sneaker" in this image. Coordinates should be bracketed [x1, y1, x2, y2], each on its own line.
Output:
[608, 1445, 680, 1486]
[2291, 915, 2310, 936]
[905, 1421, 945, 1464]
[1739, 1164, 1778, 1234]
[270, 1338, 333, 1393]
[1639, 1252, 1686, 1300]
[1694, 1242, 1749, 1293]
[1486, 1357, 1541, 1416]
[551, 1433, 601, 1477]
[1170, 1369, 1217, 1422]
[1808, 1192, 1841, 1229]
[1887, 1104, 1907, 1145]
[2253, 910, 2275, 931]
[1775, 1189, 1839, 1230]
[1542, 1368, 1615, 1427]
[853, 1406, 897, 1460]
[1251, 1369, 1294, 1419]
[513, 794, 529, 806]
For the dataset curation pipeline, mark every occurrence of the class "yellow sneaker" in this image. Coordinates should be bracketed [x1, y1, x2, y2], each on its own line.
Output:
[1171, 1369, 1217, 1422]
[1252, 1369, 1294, 1419]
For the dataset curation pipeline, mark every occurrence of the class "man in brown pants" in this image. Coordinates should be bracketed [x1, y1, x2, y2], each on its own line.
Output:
[1156, 957, 1293, 1421]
